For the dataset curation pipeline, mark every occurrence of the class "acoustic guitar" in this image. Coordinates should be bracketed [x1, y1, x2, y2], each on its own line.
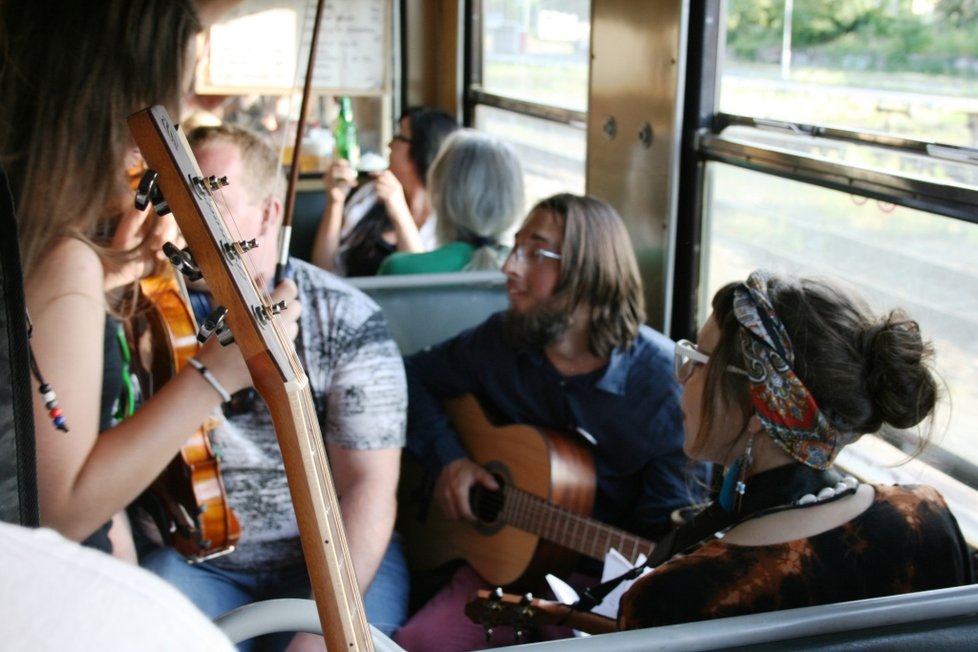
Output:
[129, 105, 372, 651]
[126, 268, 241, 561]
[398, 394, 655, 589]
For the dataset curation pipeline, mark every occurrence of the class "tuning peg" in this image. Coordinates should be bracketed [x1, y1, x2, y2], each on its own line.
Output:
[221, 239, 258, 259]
[481, 588, 504, 641]
[133, 169, 171, 216]
[215, 324, 235, 347]
[162, 242, 202, 282]
[198, 306, 229, 344]
[206, 175, 229, 190]
[255, 300, 288, 324]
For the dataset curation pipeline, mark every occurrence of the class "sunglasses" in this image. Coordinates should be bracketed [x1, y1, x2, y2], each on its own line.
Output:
[674, 339, 749, 383]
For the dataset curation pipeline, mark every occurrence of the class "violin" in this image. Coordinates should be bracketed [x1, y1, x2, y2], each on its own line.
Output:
[126, 261, 241, 561]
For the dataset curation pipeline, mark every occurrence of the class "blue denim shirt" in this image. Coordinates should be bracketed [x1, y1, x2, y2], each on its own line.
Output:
[405, 311, 704, 539]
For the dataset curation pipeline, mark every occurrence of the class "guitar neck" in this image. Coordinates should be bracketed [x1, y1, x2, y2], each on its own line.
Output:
[271, 382, 373, 649]
[128, 105, 373, 651]
[498, 486, 654, 564]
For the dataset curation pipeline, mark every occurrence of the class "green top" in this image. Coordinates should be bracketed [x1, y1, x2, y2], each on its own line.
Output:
[377, 241, 475, 275]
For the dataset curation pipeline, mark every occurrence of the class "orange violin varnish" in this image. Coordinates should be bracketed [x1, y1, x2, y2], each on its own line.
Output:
[129, 269, 241, 561]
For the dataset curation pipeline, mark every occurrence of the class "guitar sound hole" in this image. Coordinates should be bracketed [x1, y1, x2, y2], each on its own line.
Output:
[470, 476, 505, 523]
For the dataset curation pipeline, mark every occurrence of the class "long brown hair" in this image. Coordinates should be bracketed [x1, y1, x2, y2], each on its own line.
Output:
[534, 193, 645, 357]
[0, 0, 201, 277]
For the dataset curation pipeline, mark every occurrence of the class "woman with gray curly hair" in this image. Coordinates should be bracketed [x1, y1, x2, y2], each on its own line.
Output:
[377, 129, 524, 275]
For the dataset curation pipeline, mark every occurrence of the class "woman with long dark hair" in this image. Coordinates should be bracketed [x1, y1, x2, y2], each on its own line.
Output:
[312, 106, 459, 276]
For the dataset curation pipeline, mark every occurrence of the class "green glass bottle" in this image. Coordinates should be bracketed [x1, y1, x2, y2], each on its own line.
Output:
[333, 96, 360, 167]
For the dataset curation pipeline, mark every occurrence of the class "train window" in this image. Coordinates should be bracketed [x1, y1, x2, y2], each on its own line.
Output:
[478, 1, 589, 111]
[721, 1, 978, 147]
[467, 1, 590, 204]
[700, 161, 978, 543]
[473, 104, 585, 207]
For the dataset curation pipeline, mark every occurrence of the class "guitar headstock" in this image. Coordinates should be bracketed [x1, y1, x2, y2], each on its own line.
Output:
[127, 105, 301, 397]
[466, 588, 544, 643]
[465, 588, 616, 639]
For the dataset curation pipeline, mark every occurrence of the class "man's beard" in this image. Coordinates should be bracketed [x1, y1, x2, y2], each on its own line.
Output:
[504, 299, 572, 351]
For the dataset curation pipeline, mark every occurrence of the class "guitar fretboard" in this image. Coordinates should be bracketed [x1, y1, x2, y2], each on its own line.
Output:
[491, 485, 654, 563]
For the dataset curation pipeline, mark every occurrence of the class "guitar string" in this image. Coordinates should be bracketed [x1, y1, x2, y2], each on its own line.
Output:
[297, 387, 374, 641]
[208, 175, 371, 645]
[505, 488, 612, 558]
[207, 181, 306, 380]
[497, 485, 650, 563]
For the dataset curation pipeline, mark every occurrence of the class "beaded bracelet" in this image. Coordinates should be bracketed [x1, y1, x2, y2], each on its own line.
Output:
[187, 357, 232, 403]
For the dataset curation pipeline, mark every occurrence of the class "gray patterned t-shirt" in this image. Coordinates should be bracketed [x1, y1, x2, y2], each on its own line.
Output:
[209, 259, 406, 571]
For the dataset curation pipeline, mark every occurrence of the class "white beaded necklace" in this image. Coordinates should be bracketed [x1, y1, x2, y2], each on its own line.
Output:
[795, 475, 860, 506]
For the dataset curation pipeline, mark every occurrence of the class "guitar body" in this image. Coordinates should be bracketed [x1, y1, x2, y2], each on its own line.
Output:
[127, 271, 241, 560]
[399, 394, 596, 588]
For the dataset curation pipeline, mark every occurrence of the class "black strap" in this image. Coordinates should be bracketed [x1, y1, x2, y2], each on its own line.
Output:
[0, 165, 40, 526]
[572, 464, 849, 614]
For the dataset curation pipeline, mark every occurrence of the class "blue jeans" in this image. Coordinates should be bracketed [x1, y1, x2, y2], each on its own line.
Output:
[140, 536, 409, 650]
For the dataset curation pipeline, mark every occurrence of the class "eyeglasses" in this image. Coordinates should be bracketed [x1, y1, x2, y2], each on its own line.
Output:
[508, 243, 562, 265]
[674, 339, 750, 383]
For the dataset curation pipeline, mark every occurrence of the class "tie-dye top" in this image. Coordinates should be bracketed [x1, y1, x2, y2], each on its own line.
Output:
[618, 484, 974, 629]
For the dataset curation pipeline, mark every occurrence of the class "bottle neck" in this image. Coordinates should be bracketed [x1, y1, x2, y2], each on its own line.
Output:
[338, 97, 353, 121]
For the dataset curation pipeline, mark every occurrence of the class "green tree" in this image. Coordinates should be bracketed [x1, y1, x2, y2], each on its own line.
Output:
[726, 0, 783, 58]
[790, 1, 890, 47]
[937, 0, 978, 26]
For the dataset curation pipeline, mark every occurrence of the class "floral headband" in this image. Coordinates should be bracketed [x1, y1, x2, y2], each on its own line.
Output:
[732, 270, 858, 469]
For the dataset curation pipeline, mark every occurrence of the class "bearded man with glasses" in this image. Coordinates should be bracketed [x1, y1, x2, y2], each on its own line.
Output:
[393, 193, 706, 651]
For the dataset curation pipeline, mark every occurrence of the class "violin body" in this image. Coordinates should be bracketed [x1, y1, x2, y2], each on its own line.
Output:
[128, 271, 241, 561]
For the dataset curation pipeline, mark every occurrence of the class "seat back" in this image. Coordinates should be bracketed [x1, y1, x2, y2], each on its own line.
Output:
[347, 271, 509, 355]
[500, 584, 978, 651]
[289, 183, 327, 263]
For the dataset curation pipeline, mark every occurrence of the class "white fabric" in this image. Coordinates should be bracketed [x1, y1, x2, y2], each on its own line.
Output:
[336, 181, 438, 271]
[0, 521, 235, 651]
[338, 181, 380, 240]
[418, 211, 438, 251]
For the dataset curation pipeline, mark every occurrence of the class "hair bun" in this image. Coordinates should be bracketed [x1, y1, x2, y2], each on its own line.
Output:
[860, 312, 937, 429]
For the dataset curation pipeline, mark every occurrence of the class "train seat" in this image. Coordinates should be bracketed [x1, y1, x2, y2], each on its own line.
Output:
[214, 583, 978, 649]
[347, 270, 509, 355]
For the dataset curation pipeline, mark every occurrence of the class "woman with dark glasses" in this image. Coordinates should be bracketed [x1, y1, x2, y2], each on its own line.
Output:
[312, 106, 459, 276]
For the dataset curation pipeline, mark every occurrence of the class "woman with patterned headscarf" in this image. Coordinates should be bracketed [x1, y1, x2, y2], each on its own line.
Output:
[618, 270, 974, 629]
